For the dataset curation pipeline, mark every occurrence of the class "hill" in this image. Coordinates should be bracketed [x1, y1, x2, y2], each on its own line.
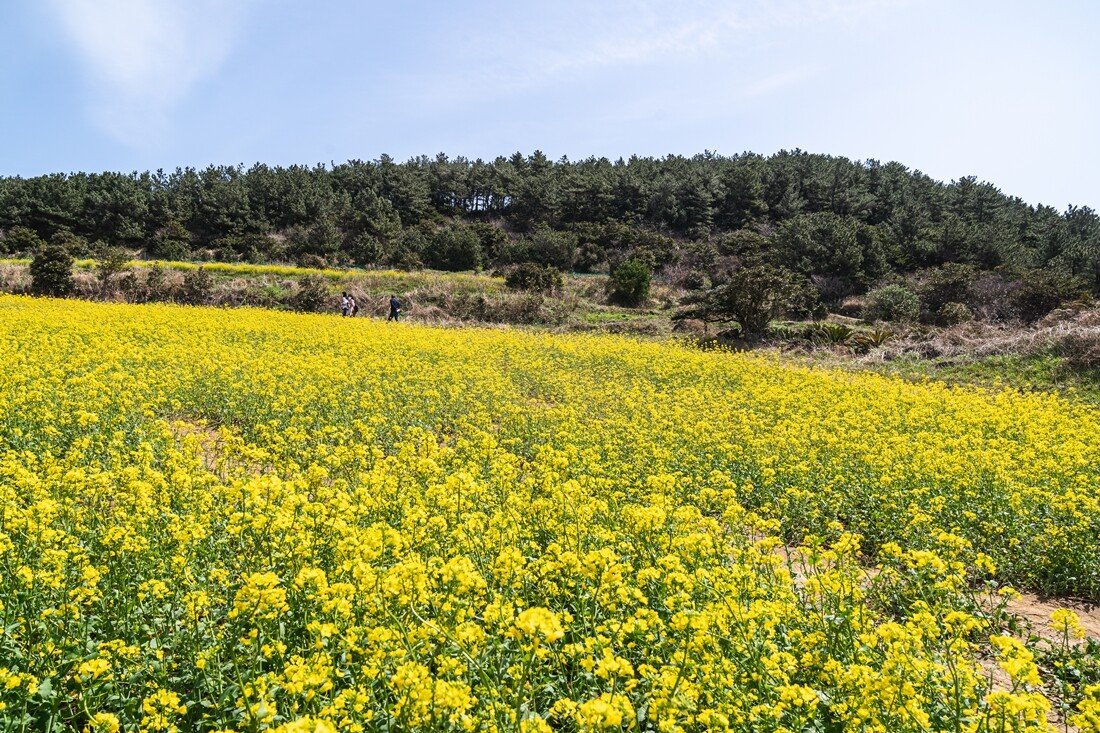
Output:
[1, 151, 1097, 315]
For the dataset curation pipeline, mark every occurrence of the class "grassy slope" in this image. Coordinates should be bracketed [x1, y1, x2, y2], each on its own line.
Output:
[796, 351, 1100, 406]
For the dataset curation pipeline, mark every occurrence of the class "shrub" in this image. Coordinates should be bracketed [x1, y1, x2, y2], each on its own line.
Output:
[145, 264, 170, 302]
[914, 264, 977, 319]
[1011, 270, 1088, 324]
[29, 243, 75, 296]
[965, 273, 1018, 322]
[118, 271, 141, 301]
[291, 276, 332, 312]
[95, 245, 131, 295]
[938, 302, 973, 325]
[573, 241, 606, 273]
[1057, 329, 1100, 370]
[499, 293, 559, 325]
[2, 226, 45, 255]
[180, 267, 214, 305]
[505, 263, 563, 293]
[608, 258, 651, 307]
[681, 269, 711, 291]
[468, 222, 509, 262]
[348, 234, 384, 266]
[676, 264, 806, 340]
[296, 253, 329, 270]
[219, 233, 286, 264]
[388, 228, 429, 269]
[862, 284, 920, 323]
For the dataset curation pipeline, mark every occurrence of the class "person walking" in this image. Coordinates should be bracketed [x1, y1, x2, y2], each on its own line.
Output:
[387, 294, 401, 321]
[340, 292, 350, 317]
[348, 294, 358, 317]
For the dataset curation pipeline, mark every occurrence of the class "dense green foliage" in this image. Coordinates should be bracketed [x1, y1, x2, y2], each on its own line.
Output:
[504, 262, 563, 293]
[863, 284, 921, 323]
[1, 150, 1098, 306]
[607, 258, 652, 306]
[678, 264, 807, 338]
[29, 243, 74, 296]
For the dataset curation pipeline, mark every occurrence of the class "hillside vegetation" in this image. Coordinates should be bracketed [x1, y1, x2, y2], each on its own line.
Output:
[1, 151, 1097, 317]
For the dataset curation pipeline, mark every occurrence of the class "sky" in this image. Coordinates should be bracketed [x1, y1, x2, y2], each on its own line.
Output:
[1, 0, 1098, 210]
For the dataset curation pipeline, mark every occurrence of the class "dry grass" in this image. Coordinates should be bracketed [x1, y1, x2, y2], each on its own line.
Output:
[868, 308, 1100, 367]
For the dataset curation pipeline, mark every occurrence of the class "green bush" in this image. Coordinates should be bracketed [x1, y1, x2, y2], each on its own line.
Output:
[938, 301, 973, 325]
[469, 222, 509, 262]
[95, 245, 131, 295]
[608, 258, 651, 307]
[862, 284, 920, 323]
[145, 264, 170, 302]
[505, 262, 563, 293]
[30, 243, 75, 297]
[676, 264, 806, 340]
[573, 241, 606, 273]
[148, 221, 191, 260]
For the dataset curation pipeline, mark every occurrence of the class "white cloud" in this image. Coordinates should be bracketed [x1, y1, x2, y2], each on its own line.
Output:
[46, 0, 251, 147]
[407, 0, 898, 107]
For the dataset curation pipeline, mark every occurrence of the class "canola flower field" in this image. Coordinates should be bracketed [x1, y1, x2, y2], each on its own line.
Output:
[1, 295, 1099, 733]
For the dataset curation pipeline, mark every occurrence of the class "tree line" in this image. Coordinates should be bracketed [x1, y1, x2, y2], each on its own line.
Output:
[2, 149, 1098, 311]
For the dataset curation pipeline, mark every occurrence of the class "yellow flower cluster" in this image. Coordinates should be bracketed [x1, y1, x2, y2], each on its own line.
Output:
[0, 295, 1097, 731]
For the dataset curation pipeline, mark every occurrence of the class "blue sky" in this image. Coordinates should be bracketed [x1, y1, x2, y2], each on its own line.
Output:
[1, 0, 1098, 209]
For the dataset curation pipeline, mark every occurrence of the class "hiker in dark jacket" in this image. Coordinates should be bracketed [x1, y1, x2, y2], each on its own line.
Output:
[387, 295, 401, 321]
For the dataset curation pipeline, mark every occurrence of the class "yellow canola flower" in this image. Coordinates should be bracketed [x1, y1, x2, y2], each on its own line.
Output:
[1051, 608, 1087, 640]
[511, 607, 566, 645]
[84, 713, 121, 733]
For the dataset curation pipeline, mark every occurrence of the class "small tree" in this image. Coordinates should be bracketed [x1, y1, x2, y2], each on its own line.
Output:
[95, 245, 131, 297]
[608, 258, 651, 307]
[180, 267, 214, 305]
[676, 264, 805, 340]
[425, 225, 483, 271]
[508, 226, 576, 271]
[30, 243, 75, 297]
[145, 264, 170, 302]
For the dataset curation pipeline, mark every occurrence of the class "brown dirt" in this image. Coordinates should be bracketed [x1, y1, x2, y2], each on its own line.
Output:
[1008, 593, 1100, 644]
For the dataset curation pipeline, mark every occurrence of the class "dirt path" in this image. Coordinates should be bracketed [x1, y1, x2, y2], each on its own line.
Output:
[1009, 593, 1100, 643]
